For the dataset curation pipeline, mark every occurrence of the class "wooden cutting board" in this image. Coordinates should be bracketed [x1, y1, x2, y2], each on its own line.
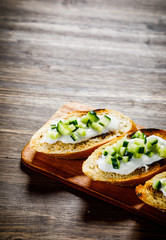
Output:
[21, 102, 166, 226]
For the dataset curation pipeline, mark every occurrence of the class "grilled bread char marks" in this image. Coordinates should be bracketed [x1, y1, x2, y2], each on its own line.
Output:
[82, 128, 166, 185]
[136, 172, 166, 212]
[30, 108, 137, 159]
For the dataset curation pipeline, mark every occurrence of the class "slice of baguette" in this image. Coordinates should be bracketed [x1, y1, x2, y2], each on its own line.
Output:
[82, 129, 166, 186]
[30, 109, 137, 159]
[135, 172, 166, 212]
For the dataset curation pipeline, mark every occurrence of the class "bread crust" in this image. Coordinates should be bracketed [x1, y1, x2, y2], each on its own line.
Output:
[135, 172, 166, 212]
[82, 128, 166, 186]
[30, 109, 137, 159]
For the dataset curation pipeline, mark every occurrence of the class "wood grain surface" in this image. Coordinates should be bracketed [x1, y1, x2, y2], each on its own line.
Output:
[0, 0, 166, 239]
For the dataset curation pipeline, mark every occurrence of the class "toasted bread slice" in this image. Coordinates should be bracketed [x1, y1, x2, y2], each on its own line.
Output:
[82, 129, 166, 185]
[136, 172, 166, 212]
[30, 109, 137, 159]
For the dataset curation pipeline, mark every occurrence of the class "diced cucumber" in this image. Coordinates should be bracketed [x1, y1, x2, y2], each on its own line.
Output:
[162, 179, 166, 186]
[81, 111, 100, 125]
[80, 114, 90, 124]
[123, 141, 129, 147]
[151, 139, 158, 146]
[102, 146, 115, 156]
[70, 119, 78, 125]
[147, 137, 158, 146]
[119, 147, 126, 156]
[124, 151, 133, 160]
[138, 146, 145, 154]
[47, 130, 59, 140]
[91, 122, 103, 133]
[122, 156, 129, 163]
[57, 121, 71, 135]
[111, 158, 120, 169]
[116, 155, 123, 161]
[134, 138, 145, 146]
[158, 147, 166, 158]
[134, 153, 142, 158]
[112, 141, 123, 153]
[99, 115, 111, 127]
[87, 111, 100, 122]
[87, 119, 92, 127]
[153, 180, 161, 190]
[50, 124, 57, 130]
[144, 136, 147, 144]
[105, 155, 112, 164]
[103, 150, 108, 156]
[132, 131, 146, 140]
[76, 128, 86, 137]
[128, 143, 139, 153]
[70, 132, 79, 141]
[68, 124, 76, 132]
[78, 122, 86, 129]
[64, 116, 78, 125]
[146, 151, 154, 157]
[147, 138, 159, 152]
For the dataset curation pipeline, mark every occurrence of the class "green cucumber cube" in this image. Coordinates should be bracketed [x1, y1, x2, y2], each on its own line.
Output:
[122, 156, 129, 163]
[116, 155, 123, 161]
[134, 138, 145, 146]
[153, 180, 161, 190]
[57, 121, 71, 135]
[119, 147, 126, 156]
[128, 143, 139, 153]
[111, 158, 120, 169]
[50, 124, 57, 130]
[76, 128, 86, 137]
[103, 150, 108, 156]
[138, 146, 145, 154]
[158, 147, 166, 158]
[68, 124, 76, 132]
[91, 122, 103, 132]
[78, 122, 86, 129]
[87, 119, 92, 127]
[147, 141, 159, 152]
[80, 115, 90, 124]
[99, 115, 111, 127]
[134, 152, 142, 158]
[146, 151, 154, 157]
[70, 132, 79, 141]
[87, 111, 100, 122]
[147, 137, 158, 146]
[132, 131, 145, 140]
[47, 130, 59, 140]
[64, 116, 78, 125]
[123, 141, 129, 147]
[112, 141, 123, 153]
[124, 151, 133, 160]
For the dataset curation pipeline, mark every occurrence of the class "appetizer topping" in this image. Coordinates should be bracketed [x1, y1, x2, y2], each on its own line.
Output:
[42, 111, 120, 144]
[152, 178, 166, 197]
[97, 131, 166, 175]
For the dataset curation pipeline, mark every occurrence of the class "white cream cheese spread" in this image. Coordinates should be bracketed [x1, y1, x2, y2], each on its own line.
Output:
[42, 115, 120, 144]
[97, 135, 166, 175]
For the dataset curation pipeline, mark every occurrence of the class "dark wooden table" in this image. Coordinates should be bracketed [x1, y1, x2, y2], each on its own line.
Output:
[0, 0, 166, 239]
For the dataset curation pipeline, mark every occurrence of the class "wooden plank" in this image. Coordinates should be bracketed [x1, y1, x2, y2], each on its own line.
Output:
[21, 102, 166, 226]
